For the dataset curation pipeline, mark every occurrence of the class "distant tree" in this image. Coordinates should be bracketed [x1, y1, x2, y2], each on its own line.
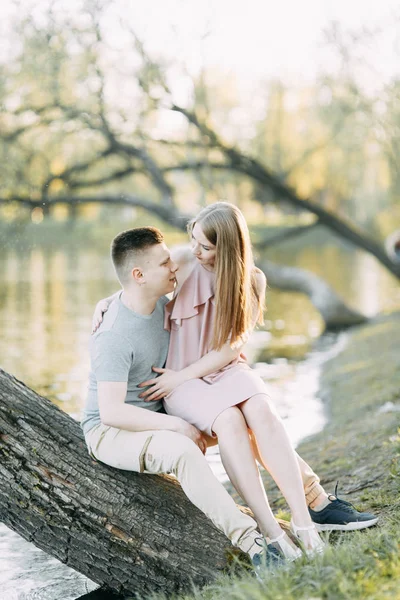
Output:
[0, 1, 399, 328]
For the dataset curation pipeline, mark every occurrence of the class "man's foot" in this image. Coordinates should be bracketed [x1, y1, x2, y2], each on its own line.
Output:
[268, 530, 302, 561]
[309, 486, 379, 531]
[251, 537, 287, 573]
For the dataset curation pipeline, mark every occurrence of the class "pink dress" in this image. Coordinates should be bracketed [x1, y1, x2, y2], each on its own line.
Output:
[163, 263, 267, 436]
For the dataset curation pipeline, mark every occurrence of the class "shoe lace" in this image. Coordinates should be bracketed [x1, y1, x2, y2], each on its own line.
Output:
[332, 481, 357, 513]
[254, 536, 265, 549]
[253, 536, 283, 566]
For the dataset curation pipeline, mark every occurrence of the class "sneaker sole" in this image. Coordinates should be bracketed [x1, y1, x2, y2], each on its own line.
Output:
[314, 517, 379, 531]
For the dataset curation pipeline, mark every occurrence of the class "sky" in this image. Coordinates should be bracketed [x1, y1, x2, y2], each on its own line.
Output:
[111, 0, 400, 87]
[0, 0, 398, 146]
[1, 0, 399, 90]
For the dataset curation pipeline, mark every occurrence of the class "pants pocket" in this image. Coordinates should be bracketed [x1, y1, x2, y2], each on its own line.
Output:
[139, 435, 154, 473]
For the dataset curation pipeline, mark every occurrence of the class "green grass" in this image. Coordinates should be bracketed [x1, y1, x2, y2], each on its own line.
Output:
[141, 523, 400, 600]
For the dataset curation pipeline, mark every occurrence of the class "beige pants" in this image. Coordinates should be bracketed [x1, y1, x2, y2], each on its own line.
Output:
[85, 423, 261, 555]
[297, 453, 325, 506]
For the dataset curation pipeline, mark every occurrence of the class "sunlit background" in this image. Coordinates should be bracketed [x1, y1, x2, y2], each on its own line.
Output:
[0, 1, 400, 598]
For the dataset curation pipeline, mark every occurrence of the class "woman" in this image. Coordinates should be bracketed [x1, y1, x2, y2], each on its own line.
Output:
[94, 202, 324, 560]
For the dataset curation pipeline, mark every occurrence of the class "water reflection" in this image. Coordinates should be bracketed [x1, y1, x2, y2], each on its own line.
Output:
[1, 240, 399, 418]
[352, 251, 400, 315]
[0, 248, 113, 416]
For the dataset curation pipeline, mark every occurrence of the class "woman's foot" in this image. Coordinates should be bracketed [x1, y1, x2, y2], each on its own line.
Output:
[268, 530, 302, 562]
[290, 521, 325, 557]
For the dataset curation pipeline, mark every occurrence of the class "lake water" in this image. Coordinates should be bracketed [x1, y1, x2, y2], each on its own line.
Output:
[1, 230, 399, 599]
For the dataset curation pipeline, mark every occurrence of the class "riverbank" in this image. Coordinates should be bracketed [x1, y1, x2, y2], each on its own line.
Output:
[252, 310, 400, 520]
[151, 311, 400, 600]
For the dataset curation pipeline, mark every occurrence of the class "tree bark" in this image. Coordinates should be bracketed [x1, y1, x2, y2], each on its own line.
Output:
[0, 369, 246, 597]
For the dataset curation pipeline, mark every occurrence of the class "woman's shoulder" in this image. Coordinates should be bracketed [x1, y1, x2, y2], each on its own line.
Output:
[252, 266, 266, 294]
[171, 245, 197, 292]
[165, 260, 214, 326]
[170, 244, 195, 266]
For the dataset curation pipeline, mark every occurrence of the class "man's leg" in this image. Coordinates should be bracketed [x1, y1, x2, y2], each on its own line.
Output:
[295, 453, 328, 509]
[249, 430, 379, 531]
[295, 453, 378, 530]
[86, 424, 261, 555]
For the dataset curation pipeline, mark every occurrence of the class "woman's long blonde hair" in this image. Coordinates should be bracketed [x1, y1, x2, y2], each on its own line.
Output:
[188, 202, 265, 350]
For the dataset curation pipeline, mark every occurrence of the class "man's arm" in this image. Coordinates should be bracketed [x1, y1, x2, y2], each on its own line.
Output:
[98, 381, 207, 452]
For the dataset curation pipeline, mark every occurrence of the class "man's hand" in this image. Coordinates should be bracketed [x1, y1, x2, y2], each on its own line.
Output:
[175, 418, 207, 454]
[138, 367, 186, 401]
[92, 299, 110, 333]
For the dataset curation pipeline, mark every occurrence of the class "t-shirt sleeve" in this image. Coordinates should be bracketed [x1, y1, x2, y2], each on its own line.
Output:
[92, 331, 133, 382]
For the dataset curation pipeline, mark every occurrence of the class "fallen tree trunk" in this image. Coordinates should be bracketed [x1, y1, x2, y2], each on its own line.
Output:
[0, 369, 246, 597]
[259, 259, 368, 329]
[170, 243, 367, 329]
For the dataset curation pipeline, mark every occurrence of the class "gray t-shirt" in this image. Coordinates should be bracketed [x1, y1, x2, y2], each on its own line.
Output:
[81, 294, 170, 436]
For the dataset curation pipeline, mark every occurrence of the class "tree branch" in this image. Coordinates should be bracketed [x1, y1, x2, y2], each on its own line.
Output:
[0, 195, 190, 230]
[254, 222, 319, 250]
[171, 104, 400, 279]
[70, 167, 140, 189]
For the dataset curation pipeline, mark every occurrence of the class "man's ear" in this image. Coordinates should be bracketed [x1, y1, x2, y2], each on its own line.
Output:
[131, 267, 145, 285]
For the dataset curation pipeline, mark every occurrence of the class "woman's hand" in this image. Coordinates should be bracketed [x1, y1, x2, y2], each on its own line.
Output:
[92, 299, 111, 333]
[138, 367, 186, 402]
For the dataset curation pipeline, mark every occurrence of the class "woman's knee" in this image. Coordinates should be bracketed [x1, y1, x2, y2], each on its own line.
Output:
[212, 406, 246, 437]
[241, 394, 281, 427]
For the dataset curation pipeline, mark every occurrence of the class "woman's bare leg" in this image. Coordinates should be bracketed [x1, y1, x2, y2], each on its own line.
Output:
[212, 406, 283, 540]
[239, 394, 314, 529]
[250, 432, 329, 508]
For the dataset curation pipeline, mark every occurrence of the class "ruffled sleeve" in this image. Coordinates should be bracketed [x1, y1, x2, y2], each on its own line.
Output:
[164, 264, 215, 331]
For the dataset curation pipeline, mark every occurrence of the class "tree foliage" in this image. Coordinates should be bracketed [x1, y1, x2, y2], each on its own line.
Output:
[0, 1, 399, 322]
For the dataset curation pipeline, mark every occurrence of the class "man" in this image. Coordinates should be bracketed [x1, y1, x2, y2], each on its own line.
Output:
[82, 227, 377, 561]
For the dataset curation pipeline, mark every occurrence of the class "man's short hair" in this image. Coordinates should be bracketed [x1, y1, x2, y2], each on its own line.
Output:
[111, 227, 164, 284]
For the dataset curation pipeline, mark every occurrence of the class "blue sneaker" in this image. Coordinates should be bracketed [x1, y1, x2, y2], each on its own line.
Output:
[251, 537, 286, 572]
[309, 484, 379, 531]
